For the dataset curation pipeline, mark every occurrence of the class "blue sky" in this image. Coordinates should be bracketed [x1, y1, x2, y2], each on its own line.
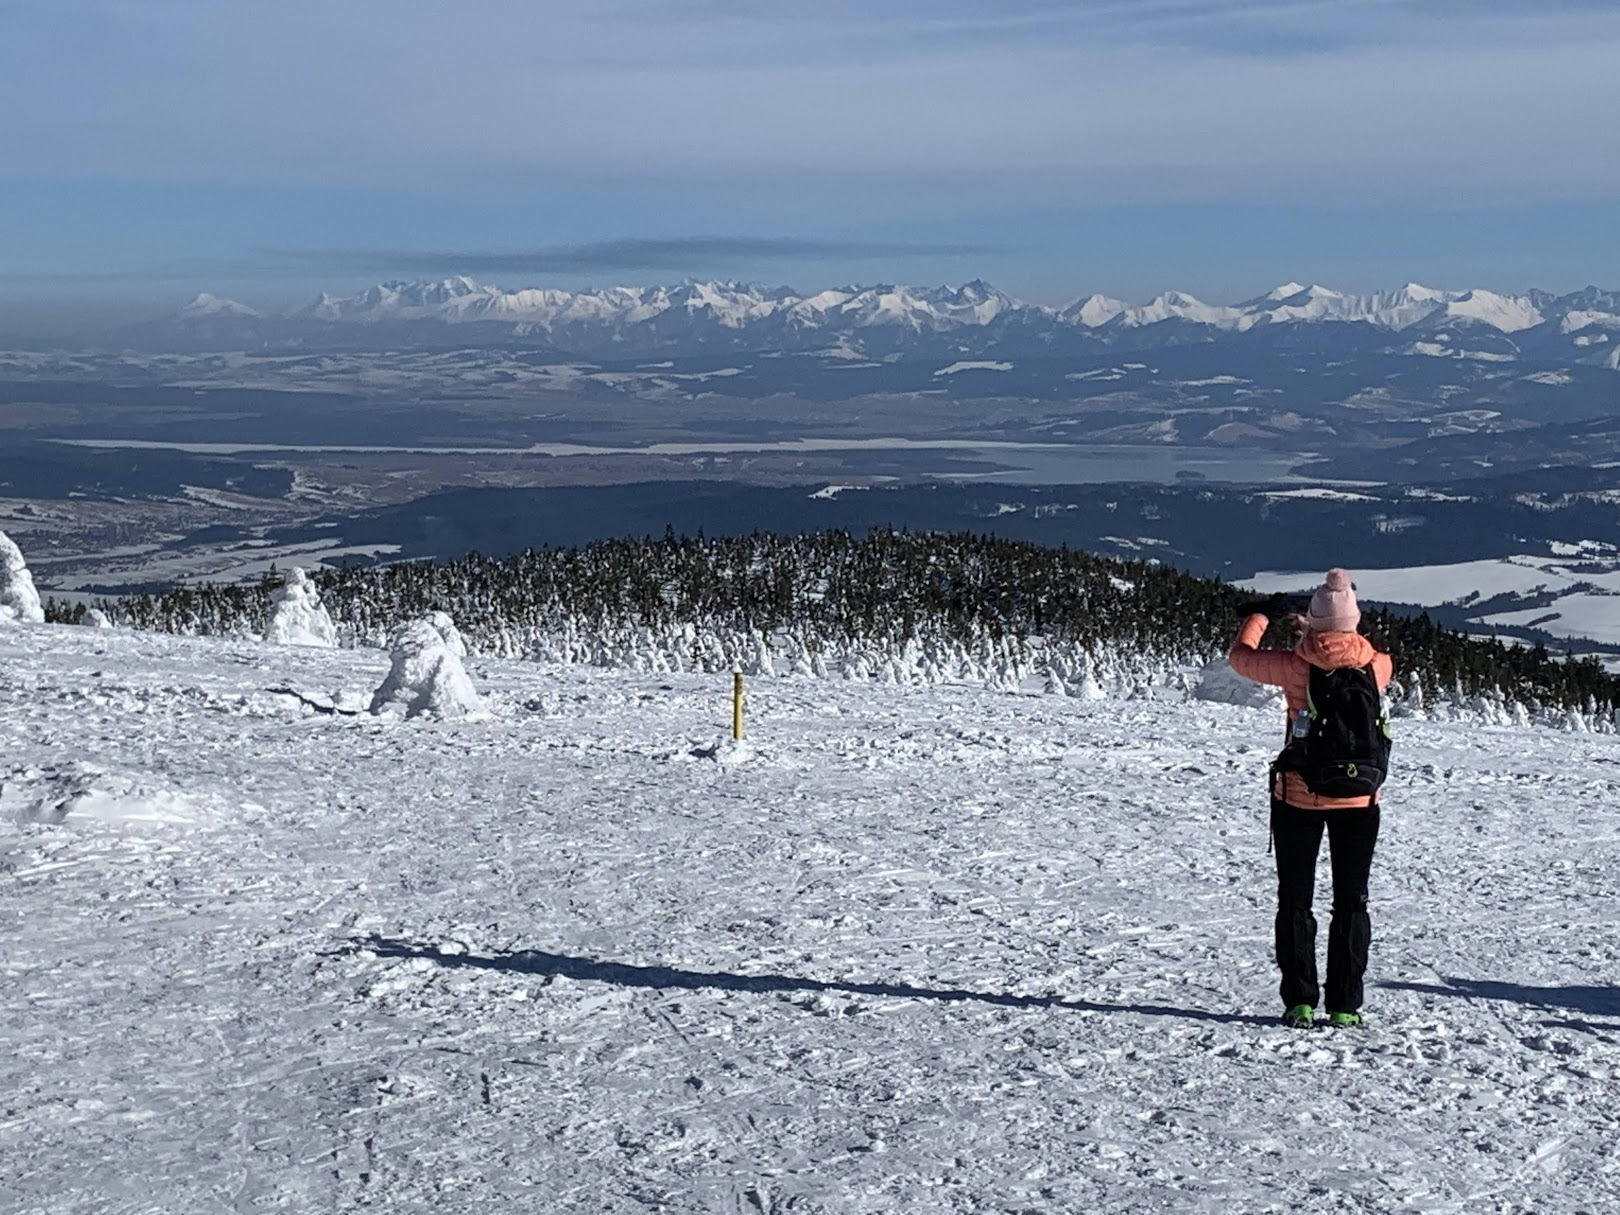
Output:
[3, 0, 1619, 333]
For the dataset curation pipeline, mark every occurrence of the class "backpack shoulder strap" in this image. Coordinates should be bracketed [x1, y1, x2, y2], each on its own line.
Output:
[1305, 662, 1330, 712]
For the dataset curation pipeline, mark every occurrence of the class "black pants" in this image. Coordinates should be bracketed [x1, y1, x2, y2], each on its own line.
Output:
[1271, 800, 1380, 1013]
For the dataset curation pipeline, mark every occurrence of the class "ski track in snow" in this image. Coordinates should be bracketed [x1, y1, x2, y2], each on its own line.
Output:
[3, 624, 1619, 1213]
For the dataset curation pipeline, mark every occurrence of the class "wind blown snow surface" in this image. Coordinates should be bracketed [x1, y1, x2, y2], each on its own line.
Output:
[3, 623, 1619, 1212]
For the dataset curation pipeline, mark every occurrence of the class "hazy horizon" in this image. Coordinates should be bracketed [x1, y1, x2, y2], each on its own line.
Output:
[4, 0, 1619, 339]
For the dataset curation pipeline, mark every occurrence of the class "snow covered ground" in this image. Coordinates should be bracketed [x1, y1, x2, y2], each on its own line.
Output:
[3, 622, 1619, 1212]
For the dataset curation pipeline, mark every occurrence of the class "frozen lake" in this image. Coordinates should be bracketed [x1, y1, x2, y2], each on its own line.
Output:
[56, 437, 1314, 486]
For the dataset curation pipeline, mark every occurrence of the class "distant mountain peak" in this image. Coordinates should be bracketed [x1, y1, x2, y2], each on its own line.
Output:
[1400, 282, 1445, 300]
[1060, 293, 1129, 328]
[179, 292, 262, 319]
[143, 276, 1620, 367]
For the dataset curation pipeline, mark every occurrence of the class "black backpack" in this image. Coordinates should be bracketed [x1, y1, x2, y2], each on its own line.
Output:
[1276, 664, 1391, 801]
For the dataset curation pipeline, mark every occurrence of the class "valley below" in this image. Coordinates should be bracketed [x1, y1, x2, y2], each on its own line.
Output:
[4, 280, 1620, 662]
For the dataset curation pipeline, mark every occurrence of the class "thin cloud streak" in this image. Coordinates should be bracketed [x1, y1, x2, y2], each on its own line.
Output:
[3, 0, 1618, 310]
[4, 0, 1620, 198]
[516, 1, 1620, 62]
[278, 237, 994, 277]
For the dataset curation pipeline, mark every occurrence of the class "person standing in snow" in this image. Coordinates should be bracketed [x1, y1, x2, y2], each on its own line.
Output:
[1228, 570, 1393, 1030]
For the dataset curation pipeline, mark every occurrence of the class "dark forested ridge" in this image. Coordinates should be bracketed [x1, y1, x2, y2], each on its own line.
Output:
[48, 529, 1619, 714]
[253, 474, 1620, 579]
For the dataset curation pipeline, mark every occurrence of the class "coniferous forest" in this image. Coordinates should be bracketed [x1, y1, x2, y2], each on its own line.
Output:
[47, 529, 1620, 718]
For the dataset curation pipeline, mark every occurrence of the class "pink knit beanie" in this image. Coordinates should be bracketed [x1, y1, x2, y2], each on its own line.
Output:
[1306, 568, 1360, 633]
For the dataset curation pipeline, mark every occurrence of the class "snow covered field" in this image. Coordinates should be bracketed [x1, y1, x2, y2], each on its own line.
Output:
[1244, 556, 1620, 648]
[4, 622, 1620, 1213]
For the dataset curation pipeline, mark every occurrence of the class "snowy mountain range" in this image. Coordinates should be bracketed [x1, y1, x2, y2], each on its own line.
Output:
[132, 277, 1620, 367]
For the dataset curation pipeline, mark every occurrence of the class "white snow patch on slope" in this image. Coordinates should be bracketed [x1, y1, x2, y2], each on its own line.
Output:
[1121, 291, 1249, 330]
[1406, 341, 1516, 363]
[1244, 555, 1620, 648]
[1562, 310, 1620, 333]
[1262, 488, 1381, 502]
[1443, 289, 1543, 333]
[179, 292, 263, 319]
[934, 361, 1014, 376]
[1060, 293, 1129, 327]
[1484, 594, 1620, 646]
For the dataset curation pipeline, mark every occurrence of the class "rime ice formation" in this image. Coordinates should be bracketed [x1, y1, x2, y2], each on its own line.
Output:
[423, 609, 469, 658]
[369, 614, 485, 720]
[264, 568, 338, 648]
[0, 531, 44, 624]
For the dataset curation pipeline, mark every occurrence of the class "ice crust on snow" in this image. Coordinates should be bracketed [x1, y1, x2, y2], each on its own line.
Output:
[0, 530, 44, 624]
[263, 567, 338, 647]
[369, 613, 485, 719]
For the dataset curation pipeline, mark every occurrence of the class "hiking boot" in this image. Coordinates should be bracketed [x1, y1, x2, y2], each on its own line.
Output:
[1281, 1004, 1315, 1029]
[1327, 1011, 1363, 1029]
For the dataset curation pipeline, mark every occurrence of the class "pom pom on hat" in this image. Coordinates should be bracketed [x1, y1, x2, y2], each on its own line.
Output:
[1306, 568, 1360, 632]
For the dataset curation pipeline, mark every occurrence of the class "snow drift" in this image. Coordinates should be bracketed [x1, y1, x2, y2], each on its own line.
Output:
[1193, 657, 1287, 710]
[1, 761, 228, 828]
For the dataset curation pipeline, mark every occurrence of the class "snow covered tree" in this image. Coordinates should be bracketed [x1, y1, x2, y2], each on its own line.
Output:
[0, 530, 45, 625]
[92, 529, 1620, 716]
[369, 614, 486, 720]
[264, 567, 338, 647]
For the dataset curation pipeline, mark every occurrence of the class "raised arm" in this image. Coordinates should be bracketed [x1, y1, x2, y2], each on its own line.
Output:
[1227, 613, 1299, 688]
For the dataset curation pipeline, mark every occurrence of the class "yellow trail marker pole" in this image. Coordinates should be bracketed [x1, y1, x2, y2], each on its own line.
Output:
[732, 672, 745, 741]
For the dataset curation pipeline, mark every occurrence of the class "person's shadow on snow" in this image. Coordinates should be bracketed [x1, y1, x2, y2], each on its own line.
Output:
[1382, 977, 1620, 1036]
[357, 935, 1273, 1027]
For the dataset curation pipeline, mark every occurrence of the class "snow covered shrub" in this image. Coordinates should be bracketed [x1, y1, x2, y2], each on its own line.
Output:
[0, 530, 44, 624]
[369, 614, 486, 720]
[264, 567, 338, 647]
[82, 607, 114, 630]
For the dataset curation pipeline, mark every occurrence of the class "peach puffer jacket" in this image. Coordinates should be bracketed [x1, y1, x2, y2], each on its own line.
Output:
[1228, 613, 1394, 810]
